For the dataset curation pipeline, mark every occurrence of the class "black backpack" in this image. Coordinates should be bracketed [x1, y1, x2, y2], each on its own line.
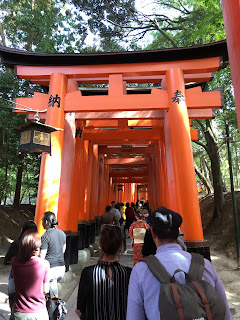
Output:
[142, 253, 226, 320]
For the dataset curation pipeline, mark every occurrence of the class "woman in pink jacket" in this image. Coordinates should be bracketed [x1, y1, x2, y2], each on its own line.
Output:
[11, 229, 50, 320]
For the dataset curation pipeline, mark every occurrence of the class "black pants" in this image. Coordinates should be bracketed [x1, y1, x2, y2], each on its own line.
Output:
[126, 218, 134, 231]
[8, 292, 15, 320]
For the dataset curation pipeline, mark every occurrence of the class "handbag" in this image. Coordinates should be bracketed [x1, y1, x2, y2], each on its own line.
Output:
[46, 293, 67, 320]
[8, 270, 15, 294]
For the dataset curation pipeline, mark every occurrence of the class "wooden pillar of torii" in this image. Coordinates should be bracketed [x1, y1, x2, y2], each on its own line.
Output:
[0, 42, 227, 253]
[222, 0, 240, 132]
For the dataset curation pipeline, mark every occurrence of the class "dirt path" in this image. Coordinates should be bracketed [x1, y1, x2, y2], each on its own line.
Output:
[0, 247, 239, 319]
[211, 250, 240, 319]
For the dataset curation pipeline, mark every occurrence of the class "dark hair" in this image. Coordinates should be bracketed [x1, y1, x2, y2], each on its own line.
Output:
[120, 202, 124, 206]
[143, 202, 148, 210]
[135, 210, 143, 219]
[151, 224, 179, 241]
[111, 201, 115, 205]
[126, 202, 129, 208]
[106, 205, 111, 212]
[131, 202, 135, 208]
[18, 229, 41, 261]
[19, 220, 37, 239]
[115, 203, 121, 210]
[42, 211, 58, 228]
[100, 225, 122, 255]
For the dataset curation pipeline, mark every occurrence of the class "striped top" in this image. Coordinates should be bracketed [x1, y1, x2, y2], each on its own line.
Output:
[77, 261, 132, 320]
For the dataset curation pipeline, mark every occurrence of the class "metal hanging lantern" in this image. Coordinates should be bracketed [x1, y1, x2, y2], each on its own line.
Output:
[0, 95, 62, 155]
[16, 120, 60, 155]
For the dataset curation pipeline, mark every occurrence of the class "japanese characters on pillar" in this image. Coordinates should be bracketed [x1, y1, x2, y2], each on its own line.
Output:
[166, 68, 203, 241]
[35, 73, 67, 235]
[58, 80, 78, 231]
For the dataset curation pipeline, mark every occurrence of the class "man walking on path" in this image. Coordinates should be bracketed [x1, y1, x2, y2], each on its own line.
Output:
[126, 207, 233, 320]
[100, 206, 118, 225]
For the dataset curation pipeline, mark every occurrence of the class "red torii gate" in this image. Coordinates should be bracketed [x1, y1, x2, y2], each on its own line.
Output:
[0, 41, 227, 255]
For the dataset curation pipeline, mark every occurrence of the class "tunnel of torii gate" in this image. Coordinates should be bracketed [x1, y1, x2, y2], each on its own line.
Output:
[0, 40, 228, 254]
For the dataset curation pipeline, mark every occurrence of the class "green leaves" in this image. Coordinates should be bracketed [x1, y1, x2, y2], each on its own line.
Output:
[0, 0, 86, 52]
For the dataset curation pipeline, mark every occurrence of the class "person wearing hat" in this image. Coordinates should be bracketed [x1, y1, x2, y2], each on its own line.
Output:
[141, 207, 187, 257]
[129, 210, 150, 266]
[126, 207, 233, 320]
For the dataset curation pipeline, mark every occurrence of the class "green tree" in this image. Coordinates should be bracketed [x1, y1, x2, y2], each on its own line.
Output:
[192, 66, 238, 222]
[0, 0, 85, 52]
[72, 0, 135, 46]
[72, 0, 225, 48]
[0, 0, 85, 206]
[0, 66, 25, 204]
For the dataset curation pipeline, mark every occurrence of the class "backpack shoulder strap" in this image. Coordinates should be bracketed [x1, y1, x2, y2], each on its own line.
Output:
[188, 253, 205, 281]
[141, 255, 171, 284]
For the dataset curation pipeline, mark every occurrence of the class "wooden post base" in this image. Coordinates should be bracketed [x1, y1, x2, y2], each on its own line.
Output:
[185, 240, 211, 261]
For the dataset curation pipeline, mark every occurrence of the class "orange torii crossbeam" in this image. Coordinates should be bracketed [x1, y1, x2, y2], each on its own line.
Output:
[0, 41, 228, 248]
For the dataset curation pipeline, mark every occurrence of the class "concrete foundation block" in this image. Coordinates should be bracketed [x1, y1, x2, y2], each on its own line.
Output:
[78, 249, 90, 264]
[60, 271, 74, 284]
[0, 292, 8, 304]
[91, 242, 100, 251]
[88, 245, 94, 257]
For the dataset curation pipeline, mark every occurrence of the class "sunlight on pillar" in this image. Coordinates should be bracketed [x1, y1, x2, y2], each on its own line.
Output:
[84, 189, 88, 214]
[132, 183, 136, 202]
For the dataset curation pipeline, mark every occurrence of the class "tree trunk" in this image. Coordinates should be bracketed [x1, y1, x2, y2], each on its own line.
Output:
[205, 129, 225, 220]
[0, 161, 8, 204]
[0, 22, 6, 46]
[194, 162, 213, 194]
[13, 154, 24, 207]
[26, 163, 31, 205]
[200, 156, 211, 184]
[203, 156, 213, 184]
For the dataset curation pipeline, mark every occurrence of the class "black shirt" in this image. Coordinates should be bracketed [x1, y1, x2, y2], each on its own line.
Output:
[141, 228, 157, 257]
[4, 240, 19, 265]
[77, 261, 132, 320]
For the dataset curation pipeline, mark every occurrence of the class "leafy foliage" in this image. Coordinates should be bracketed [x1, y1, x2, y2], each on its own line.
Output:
[0, 65, 42, 204]
[72, 0, 135, 43]
[72, 0, 226, 48]
[0, 0, 86, 52]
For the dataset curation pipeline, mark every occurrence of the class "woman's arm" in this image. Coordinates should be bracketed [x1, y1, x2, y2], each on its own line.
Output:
[77, 267, 90, 315]
[43, 261, 50, 294]
[40, 249, 47, 259]
[75, 309, 82, 318]
[43, 281, 49, 294]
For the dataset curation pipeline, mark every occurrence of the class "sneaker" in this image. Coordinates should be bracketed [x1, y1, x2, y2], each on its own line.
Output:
[122, 250, 128, 255]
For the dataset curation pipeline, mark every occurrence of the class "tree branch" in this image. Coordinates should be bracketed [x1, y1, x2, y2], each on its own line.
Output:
[196, 119, 206, 134]
[194, 162, 213, 194]
[193, 140, 209, 153]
